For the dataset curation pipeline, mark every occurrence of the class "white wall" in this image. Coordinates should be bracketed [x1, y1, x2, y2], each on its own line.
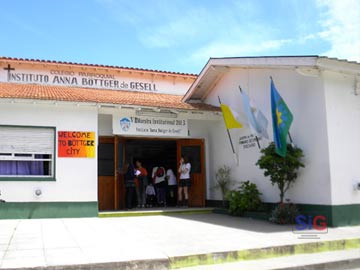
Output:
[0, 103, 98, 202]
[323, 71, 360, 205]
[98, 114, 113, 136]
[204, 68, 333, 204]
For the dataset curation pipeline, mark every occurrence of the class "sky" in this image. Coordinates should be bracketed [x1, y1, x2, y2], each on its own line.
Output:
[0, 0, 359, 74]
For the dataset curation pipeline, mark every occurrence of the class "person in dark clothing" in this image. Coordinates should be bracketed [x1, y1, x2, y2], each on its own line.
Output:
[124, 161, 136, 210]
[135, 160, 148, 208]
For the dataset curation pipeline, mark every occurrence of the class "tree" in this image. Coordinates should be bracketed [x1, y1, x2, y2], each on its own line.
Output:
[256, 142, 304, 203]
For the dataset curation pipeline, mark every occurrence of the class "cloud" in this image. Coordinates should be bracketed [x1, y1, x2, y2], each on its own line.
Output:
[316, 0, 360, 62]
[190, 39, 293, 62]
[96, 0, 360, 70]
[96, 0, 267, 50]
[138, 8, 211, 48]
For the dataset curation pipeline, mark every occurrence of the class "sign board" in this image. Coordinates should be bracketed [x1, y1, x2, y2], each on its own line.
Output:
[58, 131, 96, 158]
[113, 115, 188, 137]
[0, 63, 192, 95]
[239, 134, 264, 149]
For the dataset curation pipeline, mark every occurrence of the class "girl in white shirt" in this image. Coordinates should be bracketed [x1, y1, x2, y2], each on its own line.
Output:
[166, 168, 177, 206]
[178, 156, 191, 207]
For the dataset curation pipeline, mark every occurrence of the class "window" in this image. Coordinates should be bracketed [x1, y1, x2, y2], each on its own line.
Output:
[98, 143, 114, 176]
[181, 145, 201, 173]
[0, 126, 55, 179]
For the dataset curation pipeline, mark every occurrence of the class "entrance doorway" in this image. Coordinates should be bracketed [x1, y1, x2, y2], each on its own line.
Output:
[97, 137, 205, 211]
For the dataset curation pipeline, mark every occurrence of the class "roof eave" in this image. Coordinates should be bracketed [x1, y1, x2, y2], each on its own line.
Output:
[184, 56, 360, 102]
[0, 97, 220, 113]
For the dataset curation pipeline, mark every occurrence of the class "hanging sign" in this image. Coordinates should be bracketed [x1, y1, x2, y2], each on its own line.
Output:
[58, 131, 96, 158]
[113, 115, 188, 137]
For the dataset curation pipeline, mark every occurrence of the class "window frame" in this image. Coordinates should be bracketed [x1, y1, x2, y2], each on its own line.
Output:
[0, 125, 56, 181]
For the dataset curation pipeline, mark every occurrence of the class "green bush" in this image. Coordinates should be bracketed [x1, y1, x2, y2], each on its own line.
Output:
[213, 165, 232, 207]
[226, 181, 262, 216]
[256, 142, 305, 203]
[269, 202, 299, 224]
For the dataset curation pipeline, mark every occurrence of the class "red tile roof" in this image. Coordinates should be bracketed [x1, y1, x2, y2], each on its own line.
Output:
[0, 82, 219, 111]
[0, 57, 198, 77]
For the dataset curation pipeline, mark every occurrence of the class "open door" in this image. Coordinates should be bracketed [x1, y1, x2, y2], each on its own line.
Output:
[98, 136, 126, 211]
[177, 139, 206, 207]
[116, 136, 126, 210]
[98, 136, 115, 211]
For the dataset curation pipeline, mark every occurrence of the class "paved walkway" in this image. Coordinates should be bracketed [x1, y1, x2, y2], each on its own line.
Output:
[0, 213, 359, 269]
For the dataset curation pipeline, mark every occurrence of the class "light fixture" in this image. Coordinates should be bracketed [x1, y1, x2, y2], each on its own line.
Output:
[295, 67, 320, 77]
[34, 188, 42, 198]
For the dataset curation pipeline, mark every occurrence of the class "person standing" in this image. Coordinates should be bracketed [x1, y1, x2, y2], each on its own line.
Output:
[166, 168, 177, 206]
[178, 156, 191, 207]
[135, 160, 148, 208]
[152, 165, 166, 207]
[124, 161, 136, 210]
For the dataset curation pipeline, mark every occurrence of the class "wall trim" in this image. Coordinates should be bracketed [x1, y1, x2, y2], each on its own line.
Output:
[0, 201, 98, 219]
[206, 200, 360, 227]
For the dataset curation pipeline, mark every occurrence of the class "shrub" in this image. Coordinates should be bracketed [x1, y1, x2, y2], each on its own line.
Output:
[269, 202, 299, 224]
[256, 142, 305, 203]
[226, 181, 262, 215]
[213, 165, 232, 207]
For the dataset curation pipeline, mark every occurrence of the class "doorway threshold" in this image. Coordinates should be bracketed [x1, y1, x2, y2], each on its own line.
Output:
[98, 207, 214, 218]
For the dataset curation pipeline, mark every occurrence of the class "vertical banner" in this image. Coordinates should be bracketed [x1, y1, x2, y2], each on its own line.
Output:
[58, 131, 96, 158]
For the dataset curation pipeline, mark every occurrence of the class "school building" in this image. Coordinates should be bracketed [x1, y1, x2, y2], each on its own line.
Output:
[0, 56, 359, 227]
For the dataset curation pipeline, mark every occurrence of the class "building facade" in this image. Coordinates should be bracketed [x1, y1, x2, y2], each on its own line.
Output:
[0, 56, 359, 226]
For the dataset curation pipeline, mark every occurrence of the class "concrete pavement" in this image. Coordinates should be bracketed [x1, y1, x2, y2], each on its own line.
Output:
[0, 213, 359, 269]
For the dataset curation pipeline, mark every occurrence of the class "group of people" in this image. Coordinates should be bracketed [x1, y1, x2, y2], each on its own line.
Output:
[123, 156, 191, 210]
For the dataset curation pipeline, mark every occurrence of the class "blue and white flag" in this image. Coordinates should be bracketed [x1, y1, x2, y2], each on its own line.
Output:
[241, 90, 269, 139]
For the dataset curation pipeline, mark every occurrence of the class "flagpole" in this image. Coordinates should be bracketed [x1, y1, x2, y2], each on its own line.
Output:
[288, 132, 293, 143]
[218, 96, 238, 164]
[239, 86, 261, 149]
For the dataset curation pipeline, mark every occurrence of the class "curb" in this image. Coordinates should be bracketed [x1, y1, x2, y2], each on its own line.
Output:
[0, 258, 169, 270]
[273, 257, 360, 270]
[169, 238, 360, 269]
[98, 208, 214, 218]
[1, 238, 359, 270]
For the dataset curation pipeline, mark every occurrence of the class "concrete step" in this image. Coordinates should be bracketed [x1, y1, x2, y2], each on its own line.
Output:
[98, 207, 214, 218]
[177, 249, 360, 270]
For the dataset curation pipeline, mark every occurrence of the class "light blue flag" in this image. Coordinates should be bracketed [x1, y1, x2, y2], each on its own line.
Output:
[241, 90, 269, 139]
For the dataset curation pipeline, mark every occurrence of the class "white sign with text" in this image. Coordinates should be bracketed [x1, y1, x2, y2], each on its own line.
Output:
[0, 63, 193, 95]
[112, 114, 188, 137]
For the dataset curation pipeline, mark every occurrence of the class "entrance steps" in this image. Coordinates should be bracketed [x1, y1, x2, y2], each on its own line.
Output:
[98, 207, 214, 218]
